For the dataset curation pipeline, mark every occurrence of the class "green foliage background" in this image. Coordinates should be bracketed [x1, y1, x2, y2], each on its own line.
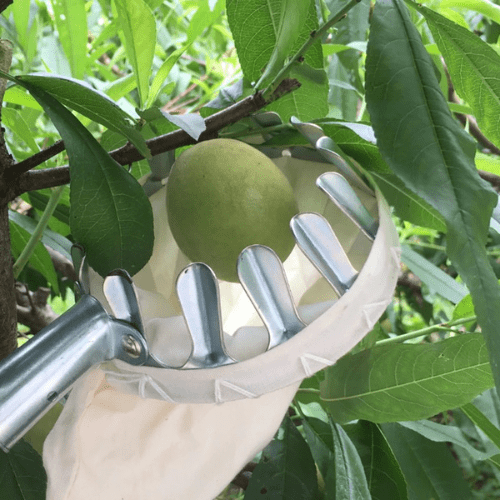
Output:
[3, 0, 500, 498]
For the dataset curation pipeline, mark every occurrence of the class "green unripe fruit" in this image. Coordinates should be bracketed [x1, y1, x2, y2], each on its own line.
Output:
[166, 138, 298, 282]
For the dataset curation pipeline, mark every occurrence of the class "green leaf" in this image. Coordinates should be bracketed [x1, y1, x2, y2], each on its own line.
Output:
[476, 151, 500, 176]
[452, 293, 475, 320]
[381, 423, 473, 499]
[343, 421, 408, 500]
[227, 0, 328, 122]
[266, 65, 328, 123]
[322, 334, 494, 423]
[301, 414, 334, 481]
[8, 210, 72, 262]
[104, 73, 137, 102]
[186, 0, 225, 43]
[399, 419, 500, 462]
[256, 0, 313, 89]
[401, 244, 468, 303]
[365, 0, 500, 395]
[114, 0, 156, 107]
[245, 416, 319, 499]
[28, 191, 70, 227]
[22, 83, 154, 277]
[2, 107, 40, 153]
[414, 3, 500, 149]
[10, 220, 59, 293]
[370, 172, 447, 232]
[461, 402, 500, 451]
[4, 86, 43, 111]
[440, 0, 500, 25]
[321, 121, 446, 230]
[51, 0, 87, 79]
[264, 121, 446, 230]
[327, 0, 369, 120]
[324, 420, 371, 499]
[144, 43, 191, 109]
[17, 74, 151, 159]
[0, 440, 47, 500]
[11, 0, 30, 50]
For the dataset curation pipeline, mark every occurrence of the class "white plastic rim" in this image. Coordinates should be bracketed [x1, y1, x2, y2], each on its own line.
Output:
[92, 155, 401, 404]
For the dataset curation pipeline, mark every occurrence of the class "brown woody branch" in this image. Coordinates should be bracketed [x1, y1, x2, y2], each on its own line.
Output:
[16, 283, 59, 335]
[5, 79, 301, 201]
[0, 0, 12, 14]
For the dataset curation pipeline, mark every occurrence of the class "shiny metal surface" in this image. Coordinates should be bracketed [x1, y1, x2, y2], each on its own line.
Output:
[176, 263, 234, 369]
[315, 136, 368, 190]
[0, 294, 149, 452]
[290, 213, 358, 295]
[317, 172, 378, 241]
[237, 245, 305, 349]
[104, 269, 144, 332]
[71, 244, 89, 296]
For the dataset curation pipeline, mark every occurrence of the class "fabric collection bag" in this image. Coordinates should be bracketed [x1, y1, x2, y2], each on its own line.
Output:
[43, 152, 400, 500]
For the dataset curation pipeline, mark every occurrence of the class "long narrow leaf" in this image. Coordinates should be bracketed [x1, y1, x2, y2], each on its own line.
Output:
[399, 419, 500, 462]
[245, 416, 319, 499]
[51, 0, 87, 79]
[382, 423, 473, 499]
[325, 421, 371, 499]
[401, 244, 468, 303]
[343, 421, 408, 500]
[10, 220, 59, 292]
[461, 402, 500, 451]
[414, 3, 500, 149]
[114, 0, 155, 107]
[322, 334, 494, 423]
[365, 0, 500, 393]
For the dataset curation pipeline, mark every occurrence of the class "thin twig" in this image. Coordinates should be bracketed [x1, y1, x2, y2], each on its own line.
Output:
[375, 316, 476, 346]
[261, 0, 362, 99]
[6, 79, 301, 199]
[4, 140, 65, 180]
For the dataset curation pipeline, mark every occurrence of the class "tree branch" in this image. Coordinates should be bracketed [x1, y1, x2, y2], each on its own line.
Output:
[0, 41, 17, 361]
[0, 0, 12, 14]
[6, 79, 301, 199]
[16, 283, 59, 335]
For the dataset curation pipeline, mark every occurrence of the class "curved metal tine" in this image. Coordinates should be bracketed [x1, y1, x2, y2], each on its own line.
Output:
[102, 270, 169, 368]
[290, 116, 325, 146]
[70, 244, 89, 296]
[237, 245, 306, 350]
[315, 136, 371, 193]
[317, 172, 378, 241]
[290, 213, 358, 296]
[103, 270, 143, 332]
[176, 263, 234, 369]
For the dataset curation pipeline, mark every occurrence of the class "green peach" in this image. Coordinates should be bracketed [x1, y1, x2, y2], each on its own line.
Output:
[166, 139, 298, 282]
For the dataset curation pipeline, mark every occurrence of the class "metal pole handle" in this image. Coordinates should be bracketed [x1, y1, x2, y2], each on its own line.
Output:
[0, 294, 148, 452]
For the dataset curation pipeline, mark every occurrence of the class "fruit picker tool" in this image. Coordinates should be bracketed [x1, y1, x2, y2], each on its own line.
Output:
[0, 118, 395, 455]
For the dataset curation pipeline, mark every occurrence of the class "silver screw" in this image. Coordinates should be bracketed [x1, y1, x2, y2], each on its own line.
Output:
[122, 335, 142, 358]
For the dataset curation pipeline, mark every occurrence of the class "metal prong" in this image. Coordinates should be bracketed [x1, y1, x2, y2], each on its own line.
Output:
[237, 245, 306, 350]
[290, 116, 325, 145]
[316, 136, 369, 191]
[103, 270, 143, 332]
[290, 213, 358, 296]
[71, 244, 89, 296]
[317, 172, 378, 241]
[176, 263, 234, 369]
